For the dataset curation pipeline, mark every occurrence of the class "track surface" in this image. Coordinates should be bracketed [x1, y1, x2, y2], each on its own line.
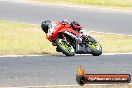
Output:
[0, 54, 132, 86]
[0, 1, 132, 87]
[0, 1, 132, 34]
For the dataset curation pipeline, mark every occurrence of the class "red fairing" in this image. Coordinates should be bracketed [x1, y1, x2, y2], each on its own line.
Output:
[47, 22, 81, 42]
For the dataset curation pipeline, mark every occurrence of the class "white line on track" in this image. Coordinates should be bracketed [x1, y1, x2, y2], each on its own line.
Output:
[0, 53, 132, 57]
[1, 19, 132, 36]
[0, 55, 45, 57]
[89, 31, 132, 36]
[13, 83, 132, 88]
[2, 19, 132, 36]
[102, 53, 132, 55]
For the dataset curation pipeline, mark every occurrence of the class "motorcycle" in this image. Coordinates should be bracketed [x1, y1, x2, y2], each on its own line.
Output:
[41, 20, 102, 56]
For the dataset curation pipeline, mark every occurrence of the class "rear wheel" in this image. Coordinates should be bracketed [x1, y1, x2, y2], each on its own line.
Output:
[55, 37, 75, 56]
[88, 37, 102, 56]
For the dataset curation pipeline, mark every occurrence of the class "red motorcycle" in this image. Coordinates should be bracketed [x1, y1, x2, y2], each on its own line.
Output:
[41, 20, 102, 56]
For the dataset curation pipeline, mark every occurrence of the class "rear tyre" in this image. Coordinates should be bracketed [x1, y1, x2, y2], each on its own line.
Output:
[90, 42, 102, 56]
[55, 37, 75, 56]
[88, 37, 102, 56]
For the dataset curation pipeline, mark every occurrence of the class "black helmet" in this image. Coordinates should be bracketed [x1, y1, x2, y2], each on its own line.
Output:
[41, 20, 51, 34]
[70, 21, 82, 32]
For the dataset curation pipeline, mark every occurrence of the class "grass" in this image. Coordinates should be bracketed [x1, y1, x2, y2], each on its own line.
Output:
[0, 20, 132, 55]
[0, 20, 57, 55]
[89, 32, 132, 53]
[30, 0, 132, 10]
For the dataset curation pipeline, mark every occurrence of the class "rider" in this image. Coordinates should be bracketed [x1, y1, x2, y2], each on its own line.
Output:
[61, 20, 92, 47]
[69, 20, 96, 45]
[61, 20, 83, 36]
[70, 21, 89, 45]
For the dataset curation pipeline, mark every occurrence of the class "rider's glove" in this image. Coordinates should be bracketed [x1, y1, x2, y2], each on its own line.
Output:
[61, 19, 68, 25]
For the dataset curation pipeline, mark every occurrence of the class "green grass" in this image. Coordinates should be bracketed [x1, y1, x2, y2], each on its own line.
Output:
[90, 32, 132, 53]
[0, 20, 132, 55]
[0, 20, 57, 55]
[30, 0, 132, 9]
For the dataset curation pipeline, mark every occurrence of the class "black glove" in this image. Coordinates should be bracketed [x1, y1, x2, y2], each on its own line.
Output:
[61, 20, 68, 25]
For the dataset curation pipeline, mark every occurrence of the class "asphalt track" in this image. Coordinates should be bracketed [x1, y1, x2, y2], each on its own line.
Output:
[0, 1, 132, 87]
[0, 1, 132, 34]
[0, 54, 132, 86]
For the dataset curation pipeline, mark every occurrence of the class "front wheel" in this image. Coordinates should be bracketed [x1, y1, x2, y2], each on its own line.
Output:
[55, 37, 75, 56]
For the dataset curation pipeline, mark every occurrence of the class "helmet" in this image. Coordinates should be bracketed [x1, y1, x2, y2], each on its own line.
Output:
[41, 20, 51, 34]
[70, 21, 82, 32]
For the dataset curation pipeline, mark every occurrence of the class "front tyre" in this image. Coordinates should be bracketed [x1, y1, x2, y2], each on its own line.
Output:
[55, 37, 75, 56]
